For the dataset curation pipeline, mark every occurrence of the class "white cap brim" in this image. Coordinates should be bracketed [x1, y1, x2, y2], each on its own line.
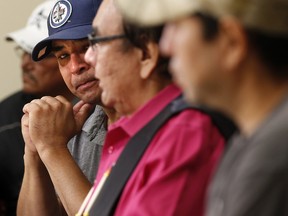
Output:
[6, 25, 47, 54]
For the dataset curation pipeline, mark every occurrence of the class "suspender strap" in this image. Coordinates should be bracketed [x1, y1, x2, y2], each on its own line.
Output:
[171, 97, 236, 141]
[192, 107, 236, 141]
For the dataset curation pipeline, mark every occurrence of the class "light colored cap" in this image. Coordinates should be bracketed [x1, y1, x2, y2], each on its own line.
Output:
[116, 0, 288, 36]
[5, 0, 57, 53]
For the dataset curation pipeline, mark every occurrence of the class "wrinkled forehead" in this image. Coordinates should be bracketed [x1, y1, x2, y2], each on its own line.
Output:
[51, 39, 89, 51]
[92, 0, 124, 35]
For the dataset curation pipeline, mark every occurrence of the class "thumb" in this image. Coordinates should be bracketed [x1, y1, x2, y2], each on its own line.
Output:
[21, 113, 32, 144]
[21, 113, 29, 128]
[74, 102, 94, 131]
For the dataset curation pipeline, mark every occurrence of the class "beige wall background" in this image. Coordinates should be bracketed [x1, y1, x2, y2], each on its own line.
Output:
[0, 0, 42, 101]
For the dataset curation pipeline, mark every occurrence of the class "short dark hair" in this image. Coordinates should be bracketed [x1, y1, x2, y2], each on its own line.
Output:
[122, 22, 171, 79]
[246, 29, 288, 79]
[195, 12, 288, 79]
[194, 12, 220, 41]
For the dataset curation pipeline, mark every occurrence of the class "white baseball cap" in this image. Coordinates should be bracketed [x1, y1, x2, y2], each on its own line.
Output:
[6, 0, 57, 53]
[116, 0, 288, 37]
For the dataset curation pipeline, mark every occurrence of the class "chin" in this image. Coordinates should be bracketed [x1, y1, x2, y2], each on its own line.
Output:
[101, 99, 112, 108]
[23, 88, 38, 95]
[183, 89, 202, 105]
[100, 93, 109, 107]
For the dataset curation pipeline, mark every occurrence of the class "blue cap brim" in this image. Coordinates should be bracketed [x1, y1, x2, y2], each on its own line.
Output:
[32, 25, 92, 61]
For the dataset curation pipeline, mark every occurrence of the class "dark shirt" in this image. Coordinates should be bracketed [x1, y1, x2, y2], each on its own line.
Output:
[0, 91, 36, 216]
[207, 94, 288, 216]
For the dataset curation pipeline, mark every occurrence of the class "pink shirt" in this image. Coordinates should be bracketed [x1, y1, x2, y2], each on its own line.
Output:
[95, 84, 224, 216]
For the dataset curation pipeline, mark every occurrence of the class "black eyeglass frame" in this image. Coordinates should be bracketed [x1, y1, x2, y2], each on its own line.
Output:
[88, 33, 126, 50]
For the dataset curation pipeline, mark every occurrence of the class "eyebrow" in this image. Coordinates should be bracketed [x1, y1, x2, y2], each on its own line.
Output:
[51, 45, 64, 53]
[51, 39, 90, 54]
[91, 27, 100, 36]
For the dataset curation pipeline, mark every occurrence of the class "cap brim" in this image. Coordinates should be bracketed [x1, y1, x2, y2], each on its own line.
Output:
[32, 24, 92, 61]
[6, 26, 47, 54]
[116, 0, 201, 26]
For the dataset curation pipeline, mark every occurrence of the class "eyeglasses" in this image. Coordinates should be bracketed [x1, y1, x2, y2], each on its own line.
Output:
[88, 33, 126, 50]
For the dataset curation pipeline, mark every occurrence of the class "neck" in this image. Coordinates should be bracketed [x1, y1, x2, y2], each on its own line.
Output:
[119, 78, 172, 117]
[102, 107, 121, 126]
[223, 69, 288, 137]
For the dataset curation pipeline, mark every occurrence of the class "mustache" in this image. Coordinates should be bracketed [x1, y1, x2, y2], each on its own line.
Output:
[72, 76, 99, 88]
[23, 70, 37, 83]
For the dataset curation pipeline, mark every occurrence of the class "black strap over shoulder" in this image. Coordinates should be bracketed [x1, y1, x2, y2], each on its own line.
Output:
[89, 95, 236, 216]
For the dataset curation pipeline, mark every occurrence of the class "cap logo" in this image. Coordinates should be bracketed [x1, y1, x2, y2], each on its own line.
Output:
[30, 10, 48, 30]
[49, 0, 72, 29]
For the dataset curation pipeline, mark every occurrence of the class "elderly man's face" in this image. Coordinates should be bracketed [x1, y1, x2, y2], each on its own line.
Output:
[85, 0, 144, 115]
[20, 49, 68, 97]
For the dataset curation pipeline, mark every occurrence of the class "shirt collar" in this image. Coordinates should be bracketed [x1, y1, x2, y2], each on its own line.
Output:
[83, 105, 107, 134]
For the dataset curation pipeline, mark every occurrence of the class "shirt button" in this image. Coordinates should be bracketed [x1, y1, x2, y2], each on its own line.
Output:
[108, 146, 114, 154]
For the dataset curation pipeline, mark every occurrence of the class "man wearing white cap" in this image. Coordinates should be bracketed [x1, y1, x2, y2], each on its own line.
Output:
[0, 1, 74, 215]
[116, 0, 288, 215]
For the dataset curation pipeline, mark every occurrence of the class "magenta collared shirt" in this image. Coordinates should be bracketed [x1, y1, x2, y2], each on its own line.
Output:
[94, 84, 224, 216]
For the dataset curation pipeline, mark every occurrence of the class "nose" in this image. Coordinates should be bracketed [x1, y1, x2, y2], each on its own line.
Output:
[85, 46, 97, 77]
[160, 23, 176, 57]
[84, 46, 96, 68]
[70, 52, 90, 75]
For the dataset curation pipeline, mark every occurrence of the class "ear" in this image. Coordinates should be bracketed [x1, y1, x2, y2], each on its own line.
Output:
[219, 16, 248, 72]
[139, 41, 159, 79]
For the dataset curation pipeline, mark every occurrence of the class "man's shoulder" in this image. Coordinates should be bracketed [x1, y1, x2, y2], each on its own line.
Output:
[168, 96, 236, 140]
[0, 91, 24, 107]
[0, 91, 35, 111]
[253, 96, 288, 146]
[167, 106, 236, 141]
[0, 91, 36, 126]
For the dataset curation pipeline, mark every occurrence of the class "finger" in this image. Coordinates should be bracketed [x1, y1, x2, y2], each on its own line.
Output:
[38, 96, 69, 113]
[73, 100, 86, 114]
[22, 100, 43, 113]
[23, 99, 40, 113]
[74, 103, 94, 131]
[23, 103, 29, 114]
[41, 96, 63, 107]
[55, 95, 73, 109]
[30, 99, 51, 111]
[40, 96, 54, 102]
[54, 95, 67, 102]
[21, 113, 31, 141]
[21, 113, 29, 128]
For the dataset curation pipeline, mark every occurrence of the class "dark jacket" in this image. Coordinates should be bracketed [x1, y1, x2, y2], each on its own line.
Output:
[0, 91, 36, 216]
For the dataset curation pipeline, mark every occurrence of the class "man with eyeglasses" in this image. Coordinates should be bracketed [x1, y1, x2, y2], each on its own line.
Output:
[0, 1, 75, 215]
[17, 0, 121, 215]
[71, 0, 235, 215]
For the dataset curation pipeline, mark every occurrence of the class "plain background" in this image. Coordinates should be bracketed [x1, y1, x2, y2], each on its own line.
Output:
[0, 0, 43, 101]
